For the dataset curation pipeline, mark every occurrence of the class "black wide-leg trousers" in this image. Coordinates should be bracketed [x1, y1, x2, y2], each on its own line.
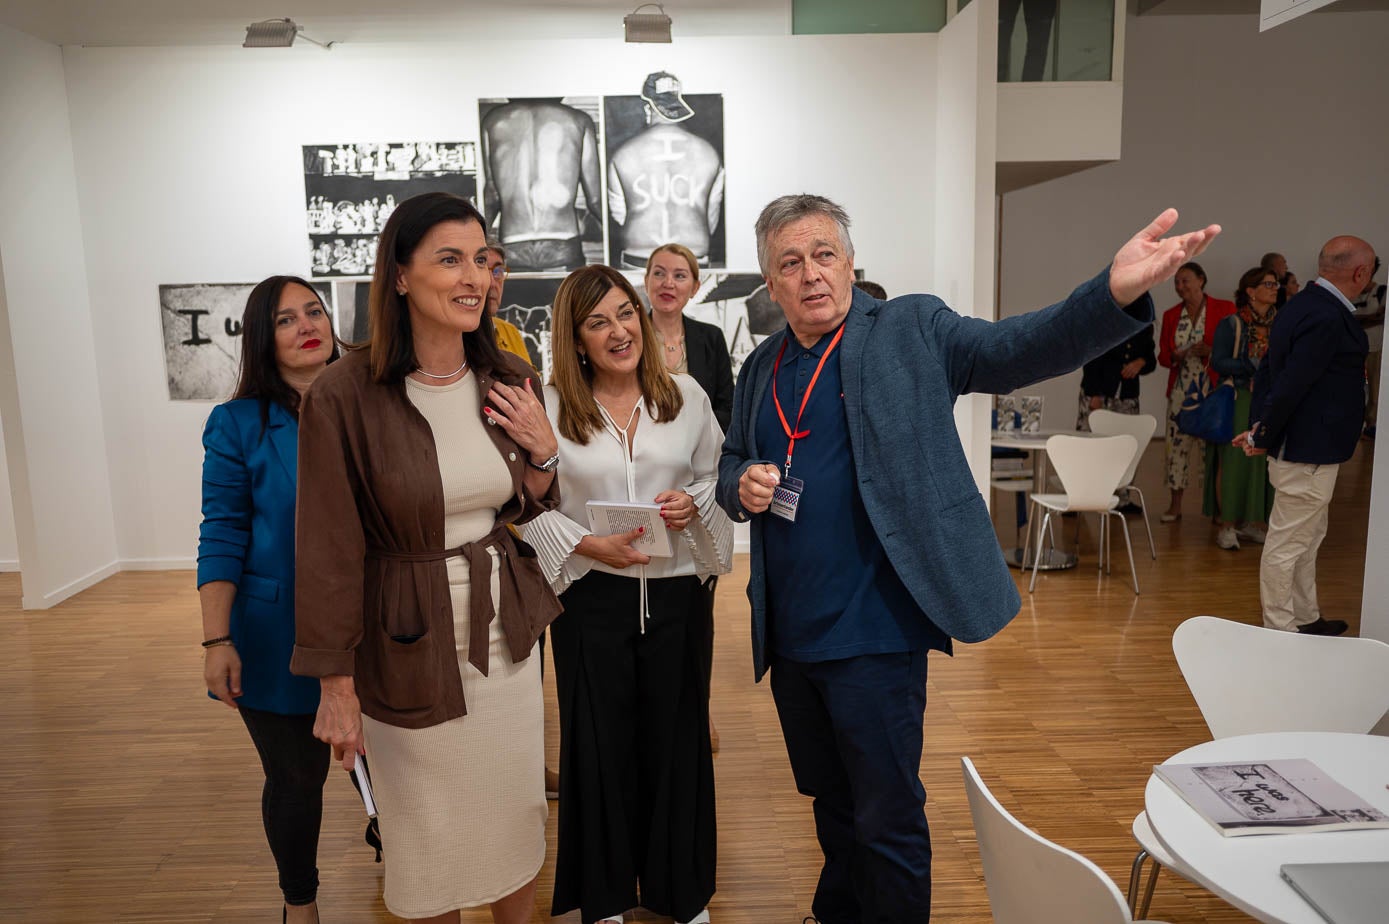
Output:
[549, 570, 716, 924]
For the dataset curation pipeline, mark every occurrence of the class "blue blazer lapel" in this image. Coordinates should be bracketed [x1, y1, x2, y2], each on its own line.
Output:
[839, 291, 875, 452]
[266, 403, 298, 486]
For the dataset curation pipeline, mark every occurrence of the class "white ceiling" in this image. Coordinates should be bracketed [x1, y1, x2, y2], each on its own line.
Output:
[5, 0, 1387, 47]
[0, 0, 791, 47]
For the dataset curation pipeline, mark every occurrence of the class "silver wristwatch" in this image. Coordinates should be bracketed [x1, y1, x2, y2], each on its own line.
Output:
[528, 451, 560, 473]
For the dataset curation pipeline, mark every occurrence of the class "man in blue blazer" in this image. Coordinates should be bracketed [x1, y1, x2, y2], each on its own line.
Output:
[716, 195, 1219, 923]
[1236, 235, 1376, 637]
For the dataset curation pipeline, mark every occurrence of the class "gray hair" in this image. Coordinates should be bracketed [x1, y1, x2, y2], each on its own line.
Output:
[754, 194, 854, 277]
[484, 237, 506, 262]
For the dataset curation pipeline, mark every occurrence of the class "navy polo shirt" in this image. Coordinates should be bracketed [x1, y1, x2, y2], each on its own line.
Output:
[756, 326, 950, 663]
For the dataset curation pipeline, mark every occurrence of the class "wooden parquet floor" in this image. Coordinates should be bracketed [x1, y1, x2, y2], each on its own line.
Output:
[0, 442, 1375, 923]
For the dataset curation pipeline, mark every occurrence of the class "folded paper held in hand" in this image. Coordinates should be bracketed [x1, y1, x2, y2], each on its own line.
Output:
[349, 751, 378, 819]
[586, 501, 673, 557]
[1153, 759, 1389, 836]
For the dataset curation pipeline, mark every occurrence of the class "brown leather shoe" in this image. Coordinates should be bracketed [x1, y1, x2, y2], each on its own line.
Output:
[1297, 617, 1349, 636]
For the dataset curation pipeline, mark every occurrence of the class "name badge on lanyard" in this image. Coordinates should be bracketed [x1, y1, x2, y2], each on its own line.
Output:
[767, 326, 844, 523]
[769, 476, 805, 522]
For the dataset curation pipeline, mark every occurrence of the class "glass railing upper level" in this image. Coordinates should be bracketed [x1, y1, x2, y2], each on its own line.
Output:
[988, 0, 1116, 82]
[791, 0, 1117, 83]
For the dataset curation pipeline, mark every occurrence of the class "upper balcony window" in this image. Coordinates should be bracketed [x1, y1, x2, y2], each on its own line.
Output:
[995, 0, 1116, 82]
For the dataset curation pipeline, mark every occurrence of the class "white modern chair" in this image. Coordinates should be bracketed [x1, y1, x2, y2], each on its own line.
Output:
[1174, 615, 1389, 737]
[1126, 616, 1389, 917]
[1024, 433, 1141, 594]
[1087, 410, 1159, 560]
[962, 757, 1171, 924]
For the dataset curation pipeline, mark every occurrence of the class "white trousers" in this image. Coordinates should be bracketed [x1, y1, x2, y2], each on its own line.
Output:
[1260, 458, 1339, 631]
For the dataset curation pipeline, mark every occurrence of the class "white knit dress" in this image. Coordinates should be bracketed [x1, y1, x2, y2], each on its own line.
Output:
[360, 373, 547, 918]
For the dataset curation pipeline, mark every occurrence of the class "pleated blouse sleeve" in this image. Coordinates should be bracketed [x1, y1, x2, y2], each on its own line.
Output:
[519, 509, 594, 596]
[679, 385, 734, 581]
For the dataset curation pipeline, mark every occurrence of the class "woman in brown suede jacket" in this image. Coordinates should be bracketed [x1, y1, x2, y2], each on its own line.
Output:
[291, 192, 562, 924]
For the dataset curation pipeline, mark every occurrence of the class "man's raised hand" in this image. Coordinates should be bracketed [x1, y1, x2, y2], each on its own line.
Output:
[1109, 208, 1221, 307]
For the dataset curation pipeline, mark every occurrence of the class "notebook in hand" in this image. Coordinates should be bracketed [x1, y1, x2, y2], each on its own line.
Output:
[585, 501, 673, 558]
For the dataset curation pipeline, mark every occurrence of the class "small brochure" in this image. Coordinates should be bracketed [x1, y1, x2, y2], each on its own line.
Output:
[349, 751, 377, 819]
[586, 501, 673, 558]
[1153, 759, 1389, 837]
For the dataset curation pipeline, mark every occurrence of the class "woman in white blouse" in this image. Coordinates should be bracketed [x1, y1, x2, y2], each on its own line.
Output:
[522, 264, 731, 924]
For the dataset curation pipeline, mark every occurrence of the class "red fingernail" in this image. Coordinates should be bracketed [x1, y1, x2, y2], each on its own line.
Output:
[638, 526, 645, 533]
[483, 407, 493, 415]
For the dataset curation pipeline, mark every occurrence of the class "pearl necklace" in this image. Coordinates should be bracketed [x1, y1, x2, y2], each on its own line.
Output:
[414, 358, 468, 379]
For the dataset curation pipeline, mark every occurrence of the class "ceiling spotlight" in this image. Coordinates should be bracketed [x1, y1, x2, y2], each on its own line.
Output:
[243, 18, 335, 49]
[624, 3, 672, 43]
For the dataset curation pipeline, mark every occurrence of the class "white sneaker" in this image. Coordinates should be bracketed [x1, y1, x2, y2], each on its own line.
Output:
[1216, 525, 1240, 550]
[677, 912, 710, 924]
[599, 917, 624, 923]
[1237, 524, 1267, 544]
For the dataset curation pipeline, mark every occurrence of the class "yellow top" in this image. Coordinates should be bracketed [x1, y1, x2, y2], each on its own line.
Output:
[493, 317, 531, 365]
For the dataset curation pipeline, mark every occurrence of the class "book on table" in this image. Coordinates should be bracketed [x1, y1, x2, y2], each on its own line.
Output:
[585, 501, 673, 558]
[1152, 759, 1389, 837]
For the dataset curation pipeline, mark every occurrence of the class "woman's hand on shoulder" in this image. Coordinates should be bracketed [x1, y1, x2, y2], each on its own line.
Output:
[654, 489, 698, 531]
[485, 378, 559, 460]
[577, 529, 652, 569]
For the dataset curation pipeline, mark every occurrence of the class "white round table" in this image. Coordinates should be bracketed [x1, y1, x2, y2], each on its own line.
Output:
[1145, 731, 1389, 924]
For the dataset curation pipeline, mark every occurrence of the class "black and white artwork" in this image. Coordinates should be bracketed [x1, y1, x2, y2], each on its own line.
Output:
[496, 276, 565, 379]
[330, 280, 371, 345]
[479, 98, 604, 272]
[604, 72, 725, 270]
[159, 282, 332, 400]
[303, 142, 477, 277]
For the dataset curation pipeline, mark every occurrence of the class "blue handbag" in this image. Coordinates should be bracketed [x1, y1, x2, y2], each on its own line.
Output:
[1176, 316, 1242, 443]
[1176, 375, 1234, 443]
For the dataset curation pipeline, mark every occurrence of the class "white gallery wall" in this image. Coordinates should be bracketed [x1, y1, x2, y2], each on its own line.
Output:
[50, 33, 940, 571]
[1365, 362, 1387, 643]
[0, 420, 18, 570]
[997, 9, 1389, 431]
[934, 0, 999, 497]
[0, 23, 120, 606]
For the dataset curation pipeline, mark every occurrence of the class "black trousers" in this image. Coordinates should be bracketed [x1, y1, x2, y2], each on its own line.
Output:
[770, 651, 933, 924]
[549, 571, 716, 923]
[238, 706, 331, 906]
[999, 0, 1058, 82]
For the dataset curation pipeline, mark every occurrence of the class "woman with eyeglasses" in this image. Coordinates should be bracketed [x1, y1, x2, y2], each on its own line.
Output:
[1157, 262, 1236, 522]
[1203, 267, 1279, 550]
[483, 241, 532, 363]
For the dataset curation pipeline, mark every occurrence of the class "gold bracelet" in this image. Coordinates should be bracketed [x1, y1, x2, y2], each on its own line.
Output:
[202, 637, 234, 649]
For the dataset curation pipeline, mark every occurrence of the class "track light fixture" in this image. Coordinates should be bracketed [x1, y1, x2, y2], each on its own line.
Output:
[242, 18, 335, 50]
[624, 3, 673, 43]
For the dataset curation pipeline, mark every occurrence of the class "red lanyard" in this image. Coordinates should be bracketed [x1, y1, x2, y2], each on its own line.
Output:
[771, 326, 845, 476]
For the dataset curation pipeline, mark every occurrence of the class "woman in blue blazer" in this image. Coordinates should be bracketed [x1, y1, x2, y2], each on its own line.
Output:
[198, 275, 337, 924]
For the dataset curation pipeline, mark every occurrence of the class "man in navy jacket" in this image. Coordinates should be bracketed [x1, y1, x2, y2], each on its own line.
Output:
[717, 194, 1219, 923]
[1236, 235, 1376, 637]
